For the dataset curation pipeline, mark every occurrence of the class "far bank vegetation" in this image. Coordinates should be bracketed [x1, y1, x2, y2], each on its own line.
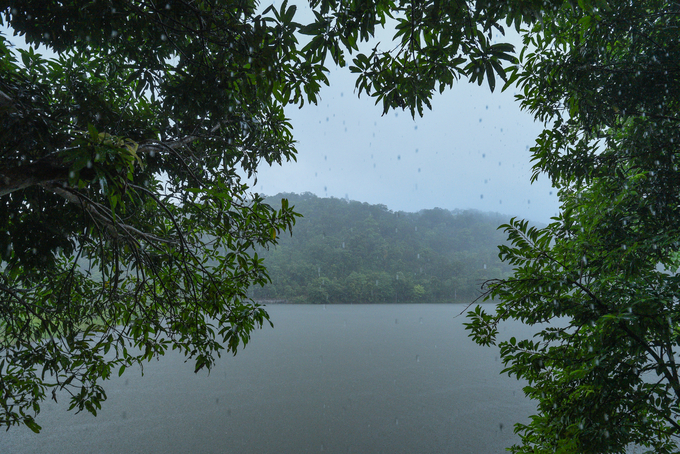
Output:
[251, 193, 516, 304]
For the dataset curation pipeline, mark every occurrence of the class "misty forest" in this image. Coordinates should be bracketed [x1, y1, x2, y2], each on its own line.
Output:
[252, 193, 513, 304]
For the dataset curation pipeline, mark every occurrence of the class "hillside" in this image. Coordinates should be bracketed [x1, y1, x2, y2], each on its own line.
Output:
[249, 193, 514, 304]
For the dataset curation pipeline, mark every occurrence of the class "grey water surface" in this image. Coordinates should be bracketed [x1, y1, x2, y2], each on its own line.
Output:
[2, 304, 536, 454]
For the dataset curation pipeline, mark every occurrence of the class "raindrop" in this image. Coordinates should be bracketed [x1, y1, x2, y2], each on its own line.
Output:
[326, 117, 329, 122]
[111, 30, 119, 38]
[415, 148, 418, 153]
[397, 155, 401, 160]
[416, 355, 420, 362]
[482, 153, 485, 158]
[160, 34, 167, 41]
[340, 92, 343, 97]
[480, 194, 484, 199]
[486, 105, 489, 110]
[479, 118, 482, 122]
[414, 125, 418, 130]
[417, 168, 420, 172]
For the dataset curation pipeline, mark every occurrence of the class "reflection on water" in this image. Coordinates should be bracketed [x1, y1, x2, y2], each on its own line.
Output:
[2, 304, 535, 454]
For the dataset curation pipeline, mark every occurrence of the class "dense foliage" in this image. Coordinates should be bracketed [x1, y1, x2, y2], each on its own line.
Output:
[465, 0, 680, 452]
[252, 193, 512, 304]
[0, 0, 537, 433]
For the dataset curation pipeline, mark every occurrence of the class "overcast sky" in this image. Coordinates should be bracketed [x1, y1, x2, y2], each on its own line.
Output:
[247, 65, 559, 224]
[245, 2, 560, 224]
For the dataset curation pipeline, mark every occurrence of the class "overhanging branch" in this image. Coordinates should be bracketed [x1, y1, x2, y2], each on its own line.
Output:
[0, 156, 70, 197]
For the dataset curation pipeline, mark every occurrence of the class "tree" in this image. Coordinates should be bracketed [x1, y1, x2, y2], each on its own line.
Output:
[0, 0, 531, 432]
[466, 0, 680, 452]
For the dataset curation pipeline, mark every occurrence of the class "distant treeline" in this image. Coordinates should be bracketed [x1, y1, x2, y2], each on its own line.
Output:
[249, 193, 515, 304]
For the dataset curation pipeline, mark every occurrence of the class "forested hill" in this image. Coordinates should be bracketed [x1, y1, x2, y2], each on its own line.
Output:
[250, 193, 515, 304]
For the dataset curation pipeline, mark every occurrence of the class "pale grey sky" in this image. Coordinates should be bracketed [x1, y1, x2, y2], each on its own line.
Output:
[248, 67, 559, 223]
[246, 1, 560, 224]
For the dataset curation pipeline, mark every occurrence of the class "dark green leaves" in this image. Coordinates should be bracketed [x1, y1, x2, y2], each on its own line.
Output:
[467, 1, 680, 452]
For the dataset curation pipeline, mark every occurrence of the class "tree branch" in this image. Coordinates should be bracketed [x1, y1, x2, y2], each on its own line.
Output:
[0, 156, 70, 197]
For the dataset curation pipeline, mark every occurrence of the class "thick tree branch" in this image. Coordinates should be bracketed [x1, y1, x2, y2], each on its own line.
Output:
[0, 156, 70, 197]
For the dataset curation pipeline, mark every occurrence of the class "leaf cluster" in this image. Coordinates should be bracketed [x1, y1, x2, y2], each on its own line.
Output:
[466, 0, 680, 452]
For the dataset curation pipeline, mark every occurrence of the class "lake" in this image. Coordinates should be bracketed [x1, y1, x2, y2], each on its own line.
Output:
[1, 304, 536, 453]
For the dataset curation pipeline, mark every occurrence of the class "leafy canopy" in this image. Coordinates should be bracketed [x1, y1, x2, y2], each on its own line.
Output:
[466, 0, 680, 452]
[0, 0, 539, 433]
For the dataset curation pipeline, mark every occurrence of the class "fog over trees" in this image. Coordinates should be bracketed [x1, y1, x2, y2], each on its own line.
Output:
[252, 193, 513, 304]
